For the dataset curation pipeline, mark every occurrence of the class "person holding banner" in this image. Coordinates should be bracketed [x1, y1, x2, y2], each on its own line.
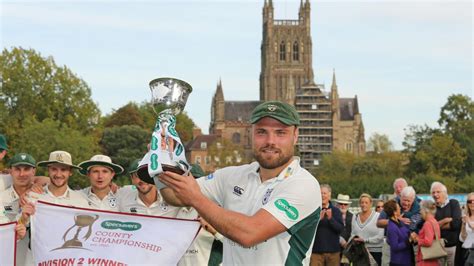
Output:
[78, 154, 124, 211]
[0, 153, 37, 265]
[159, 101, 322, 265]
[29, 150, 89, 208]
[119, 159, 181, 217]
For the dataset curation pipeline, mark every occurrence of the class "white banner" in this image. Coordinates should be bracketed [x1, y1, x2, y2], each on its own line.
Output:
[0, 221, 16, 266]
[31, 201, 200, 266]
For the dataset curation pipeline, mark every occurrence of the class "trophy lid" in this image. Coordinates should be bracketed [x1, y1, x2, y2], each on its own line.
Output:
[149, 77, 193, 115]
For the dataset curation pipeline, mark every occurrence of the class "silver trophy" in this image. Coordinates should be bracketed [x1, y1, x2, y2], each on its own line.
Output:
[137, 78, 192, 185]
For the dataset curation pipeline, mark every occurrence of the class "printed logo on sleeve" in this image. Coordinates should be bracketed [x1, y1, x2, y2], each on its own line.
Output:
[274, 198, 299, 220]
[205, 174, 214, 180]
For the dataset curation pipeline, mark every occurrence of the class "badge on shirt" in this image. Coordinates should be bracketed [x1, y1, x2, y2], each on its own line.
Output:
[108, 197, 117, 208]
[233, 186, 244, 196]
[160, 202, 169, 212]
[262, 188, 273, 205]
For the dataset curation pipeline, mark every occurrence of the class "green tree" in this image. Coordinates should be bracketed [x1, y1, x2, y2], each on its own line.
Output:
[103, 102, 145, 128]
[438, 94, 474, 135]
[0, 47, 100, 142]
[100, 125, 150, 173]
[409, 134, 466, 178]
[14, 118, 98, 189]
[367, 132, 393, 153]
[438, 94, 474, 176]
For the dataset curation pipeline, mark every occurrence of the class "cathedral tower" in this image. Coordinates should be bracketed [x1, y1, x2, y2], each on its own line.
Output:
[259, 0, 314, 104]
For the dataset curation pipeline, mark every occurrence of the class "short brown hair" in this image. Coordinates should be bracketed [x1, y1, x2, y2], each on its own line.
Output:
[383, 199, 398, 217]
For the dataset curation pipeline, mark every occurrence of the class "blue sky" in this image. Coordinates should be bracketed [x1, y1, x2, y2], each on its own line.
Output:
[1, 0, 472, 150]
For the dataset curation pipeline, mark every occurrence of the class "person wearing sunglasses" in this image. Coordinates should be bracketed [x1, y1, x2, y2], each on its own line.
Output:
[376, 201, 384, 213]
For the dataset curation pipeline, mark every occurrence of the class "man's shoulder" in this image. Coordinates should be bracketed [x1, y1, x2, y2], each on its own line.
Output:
[0, 173, 12, 191]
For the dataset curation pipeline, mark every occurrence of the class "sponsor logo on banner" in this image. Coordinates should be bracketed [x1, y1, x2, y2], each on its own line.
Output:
[101, 220, 141, 231]
[274, 198, 299, 220]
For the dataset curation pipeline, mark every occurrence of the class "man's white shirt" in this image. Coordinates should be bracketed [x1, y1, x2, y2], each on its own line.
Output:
[29, 186, 89, 208]
[197, 157, 322, 265]
[0, 174, 12, 191]
[0, 186, 33, 266]
[118, 188, 181, 217]
[79, 187, 119, 211]
[177, 207, 223, 266]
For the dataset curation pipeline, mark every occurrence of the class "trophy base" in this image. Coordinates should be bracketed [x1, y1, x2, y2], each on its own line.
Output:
[137, 164, 185, 185]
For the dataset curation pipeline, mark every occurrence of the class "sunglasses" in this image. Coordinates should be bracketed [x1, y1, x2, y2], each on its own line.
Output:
[467, 200, 474, 204]
[376, 205, 384, 209]
[339, 203, 349, 206]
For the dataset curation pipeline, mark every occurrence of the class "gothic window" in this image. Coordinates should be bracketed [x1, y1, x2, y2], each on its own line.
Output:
[279, 41, 286, 61]
[293, 42, 299, 61]
[232, 132, 241, 144]
[345, 142, 353, 152]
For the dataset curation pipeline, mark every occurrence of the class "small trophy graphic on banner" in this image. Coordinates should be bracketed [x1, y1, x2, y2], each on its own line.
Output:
[52, 214, 99, 251]
[137, 78, 192, 188]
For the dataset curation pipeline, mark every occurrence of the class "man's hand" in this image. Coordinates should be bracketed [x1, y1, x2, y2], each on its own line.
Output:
[15, 224, 27, 240]
[326, 208, 333, 220]
[32, 176, 50, 187]
[159, 171, 201, 207]
[199, 217, 218, 236]
[110, 182, 120, 193]
[399, 214, 411, 225]
[20, 202, 36, 225]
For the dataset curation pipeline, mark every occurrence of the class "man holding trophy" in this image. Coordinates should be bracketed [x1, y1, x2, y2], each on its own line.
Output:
[136, 80, 322, 266]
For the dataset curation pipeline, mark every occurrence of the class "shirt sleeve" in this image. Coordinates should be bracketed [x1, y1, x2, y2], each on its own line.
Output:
[262, 175, 321, 229]
[196, 168, 232, 207]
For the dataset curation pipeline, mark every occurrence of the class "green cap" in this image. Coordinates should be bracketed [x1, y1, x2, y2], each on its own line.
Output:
[9, 153, 36, 167]
[0, 134, 8, 151]
[250, 101, 300, 126]
[190, 164, 205, 178]
[128, 159, 141, 175]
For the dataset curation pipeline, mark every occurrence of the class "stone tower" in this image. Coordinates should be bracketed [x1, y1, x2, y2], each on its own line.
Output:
[259, 0, 314, 104]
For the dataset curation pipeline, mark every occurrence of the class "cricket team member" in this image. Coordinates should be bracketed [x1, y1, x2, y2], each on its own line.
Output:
[30, 150, 89, 207]
[0, 153, 36, 265]
[78, 154, 124, 211]
[159, 101, 322, 265]
[119, 159, 181, 217]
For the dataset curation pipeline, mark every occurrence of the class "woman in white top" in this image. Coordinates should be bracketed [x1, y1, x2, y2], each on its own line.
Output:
[460, 192, 474, 265]
[351, 193, 384, 265]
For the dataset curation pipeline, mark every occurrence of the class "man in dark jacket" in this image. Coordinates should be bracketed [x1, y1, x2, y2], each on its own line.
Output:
[311, 184, 344, 266]
[431, 181, 462, 266]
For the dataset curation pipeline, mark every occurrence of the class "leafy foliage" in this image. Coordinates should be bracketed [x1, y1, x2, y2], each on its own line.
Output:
[14, 118, 98, 189]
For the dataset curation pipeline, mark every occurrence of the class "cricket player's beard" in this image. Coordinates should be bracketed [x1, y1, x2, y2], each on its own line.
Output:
[254, 144, 293, 170]
[137, 182, 154, 196]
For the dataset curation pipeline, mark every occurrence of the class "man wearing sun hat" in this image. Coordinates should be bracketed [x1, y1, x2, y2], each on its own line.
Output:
[159, 101, 322, 265]
[335, 194, 353, 245]
[78, 154, 124, 211]
[28, 150, 88, 208]
[0, 153, 37, 266]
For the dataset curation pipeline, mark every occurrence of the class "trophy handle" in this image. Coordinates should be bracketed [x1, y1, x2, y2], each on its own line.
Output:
[83, 215, 98, 240]
[63, 223, 76, 241]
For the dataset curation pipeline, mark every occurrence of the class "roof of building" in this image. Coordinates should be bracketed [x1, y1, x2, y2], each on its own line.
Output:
[186, 134, 219, 151]
[339, 97, 360, 121]
[224, 101, 261, 122]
